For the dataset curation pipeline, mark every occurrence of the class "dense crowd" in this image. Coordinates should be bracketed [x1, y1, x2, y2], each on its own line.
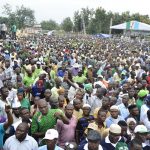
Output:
[0, 32, 150, 150]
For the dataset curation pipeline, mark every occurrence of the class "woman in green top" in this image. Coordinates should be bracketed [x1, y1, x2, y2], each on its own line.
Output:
[17, 92, 30, 110]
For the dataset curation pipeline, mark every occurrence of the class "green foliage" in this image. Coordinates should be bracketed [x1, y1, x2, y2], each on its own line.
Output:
[61, 17, 73, 32]
[1, 3, 35, 29]
[73, 7, 150, 34]
[41, 20, 59, 30]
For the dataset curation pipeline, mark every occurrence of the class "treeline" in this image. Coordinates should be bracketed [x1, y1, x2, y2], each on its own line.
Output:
[1, 4, 150, 34]
[41, 7, 150, 34]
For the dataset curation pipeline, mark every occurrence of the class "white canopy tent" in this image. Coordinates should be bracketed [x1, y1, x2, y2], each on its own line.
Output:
[110, 20, 150, 31]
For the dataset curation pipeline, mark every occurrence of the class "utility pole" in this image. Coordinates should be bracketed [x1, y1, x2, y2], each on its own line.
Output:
[109, 18, 113, 35]
[81, 12, 86, 35]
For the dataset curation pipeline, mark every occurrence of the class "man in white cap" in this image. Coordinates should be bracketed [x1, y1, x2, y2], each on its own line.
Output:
[38, 129, 63, 150]
[105, 105, 124, 128]
[130, 125, 149, 150]
[101, 124, 128, 150]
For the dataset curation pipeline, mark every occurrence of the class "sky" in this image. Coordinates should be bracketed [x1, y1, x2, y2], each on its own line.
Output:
[0, 0, 150, 23]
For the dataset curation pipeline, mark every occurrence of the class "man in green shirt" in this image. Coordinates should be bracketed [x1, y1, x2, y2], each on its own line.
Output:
[23, 69, 35, 87]
[73, 70, 87, 84]
[31, 99, 69, 144]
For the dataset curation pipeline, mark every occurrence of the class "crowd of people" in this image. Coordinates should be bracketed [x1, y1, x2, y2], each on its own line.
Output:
[0, 32, 150, 150]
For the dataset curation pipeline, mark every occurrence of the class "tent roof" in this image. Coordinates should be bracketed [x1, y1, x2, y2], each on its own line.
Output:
[110, 20, 150, 31]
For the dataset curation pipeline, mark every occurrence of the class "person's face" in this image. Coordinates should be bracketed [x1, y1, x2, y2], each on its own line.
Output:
[78, 71, 82, 77]
[96, 89, 103, 98]
[15, 67, 21, 74]
[58, 98, 65, 107]
[122, 96, 129, 106]
[121, 126, 127, 136]
[123, 84, 128, 91]
[109, 132, 121, 144]
[110, 98, 117, 106]
[136, 133, 147, 143]
[2, 88, 9, 98]
[129, 121, 136, 131]
[7, 83, 13, 90]
[13, 107, 20, 116]
[82, 107, 91, 116]
[130, 144, 142, 150]
[15, 124, 27, 141]
[110, 109, 119, 119]
[128, 90, 135, 97]
[17, 93, 23, 101]
[65, 106, 74, 118]
[21, 109, 30, 121]
[31, 66, 35, 72]
[102, 98, 110, 108]
[75, 92, 83, 100]
[50, 100, 59, 109]
[131, 107, 139, 116]
[27, 70, 32, 76]
[44, 90, 52, 99]
[38, 101, 48, 115]
[46, 139, 57, 149]
[34, 97, 40, 105]
[37, 64, 40, 68]
[88, 140, 99, 150]
[5, 61, 10, 68]
[98, 111, 106, 122]
[74, 101, 82, 110]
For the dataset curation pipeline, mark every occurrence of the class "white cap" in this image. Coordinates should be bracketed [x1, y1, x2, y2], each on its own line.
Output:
[36, 61, 41, 65]
[83, 104, 91, 108]
[43, 129, 58, 140]
[90, 55, 94, 58]
[134, 125, 148, 133]
[98, 74, 103, 78]
[110, 105, 119, 111]
[5, 50, 9, 53]
[72, 63, 79, 68]
[109, 124, 121, 134]
[88, 65, 92, 69]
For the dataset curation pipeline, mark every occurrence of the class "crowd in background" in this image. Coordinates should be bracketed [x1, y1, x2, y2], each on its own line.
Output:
[0, 33, 150, 150]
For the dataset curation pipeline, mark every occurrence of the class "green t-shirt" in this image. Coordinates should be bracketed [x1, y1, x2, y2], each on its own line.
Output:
[31, 109, 63, 134]
[136, 98, 144, 110]
[115, 142, 128, 150]
[34, 68, 42, 78]
[21, 98, 30, 110]
[23, 75, 35, 87]
[73, 75, 87, 84]
[50, 70, 56, 80]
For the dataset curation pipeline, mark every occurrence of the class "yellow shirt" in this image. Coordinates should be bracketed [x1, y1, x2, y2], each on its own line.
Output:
[73, 109, 83, 120]
[93, 107, 110, 119]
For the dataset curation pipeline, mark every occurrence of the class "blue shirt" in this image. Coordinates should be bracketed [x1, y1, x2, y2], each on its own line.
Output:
[0, 124, 5, 148]
[106, 116, 124, 128]
[38, 145, 63, 150]
[118, 103, 130, 119]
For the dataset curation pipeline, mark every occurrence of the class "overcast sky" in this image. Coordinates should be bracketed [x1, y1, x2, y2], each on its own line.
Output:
[0, 0, 150, 23]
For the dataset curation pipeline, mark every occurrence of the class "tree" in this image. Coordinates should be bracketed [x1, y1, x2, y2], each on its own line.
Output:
[2, 4, 35, 29]
[73, 11, 82, 32]
[61, 17, 73, 32]
[15, 5, 35, 28]
[41, 20, 59, 30]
